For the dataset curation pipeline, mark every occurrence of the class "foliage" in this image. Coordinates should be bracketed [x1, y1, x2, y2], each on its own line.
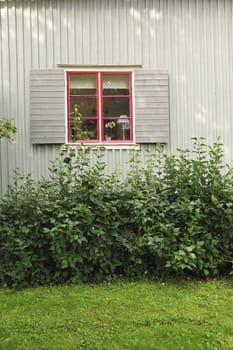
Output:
[70, 104, 94, 142]
[0, 139, 232, 288]
[0, 280, 232, 349]
[127, 139, 233, 277]
[0, 118, 16, 140]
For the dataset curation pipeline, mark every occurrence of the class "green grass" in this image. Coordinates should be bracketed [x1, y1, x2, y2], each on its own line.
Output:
[0, 279, 232, 350]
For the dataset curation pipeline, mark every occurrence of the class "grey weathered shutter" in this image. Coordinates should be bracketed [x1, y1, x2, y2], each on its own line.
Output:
[30, 69, 65, 144]
[135, 69, 169, 143]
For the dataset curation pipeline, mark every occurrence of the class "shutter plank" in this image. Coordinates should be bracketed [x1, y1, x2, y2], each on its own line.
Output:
[30, 69, 65, 144]
[135, 70, 169, 143]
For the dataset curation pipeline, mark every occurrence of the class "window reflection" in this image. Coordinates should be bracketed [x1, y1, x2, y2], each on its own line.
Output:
[103, 75, 129, 95]
[104, 97, 129, 117]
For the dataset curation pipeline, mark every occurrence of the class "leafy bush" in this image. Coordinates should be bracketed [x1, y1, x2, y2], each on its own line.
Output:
[0, 118, 16, 140]
[0, 140, 232, 288]
[134, 139, 233, 276]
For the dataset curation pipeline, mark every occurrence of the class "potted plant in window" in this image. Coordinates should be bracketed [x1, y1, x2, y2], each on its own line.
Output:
[71, 104, 94, 142]
[105, 121, 116, 140]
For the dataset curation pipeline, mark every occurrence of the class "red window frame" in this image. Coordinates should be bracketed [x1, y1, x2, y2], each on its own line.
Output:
[67, 71, 99, 143]
[66, 71, 133, 144]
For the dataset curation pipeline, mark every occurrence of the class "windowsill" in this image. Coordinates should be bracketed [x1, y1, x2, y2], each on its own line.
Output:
[67, 142, 140, 150]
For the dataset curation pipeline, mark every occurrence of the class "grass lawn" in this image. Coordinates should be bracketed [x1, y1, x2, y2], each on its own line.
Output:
[0, 279, 232, 350]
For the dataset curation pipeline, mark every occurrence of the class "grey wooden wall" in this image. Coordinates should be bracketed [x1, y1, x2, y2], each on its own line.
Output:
[1, 0, 233, 196]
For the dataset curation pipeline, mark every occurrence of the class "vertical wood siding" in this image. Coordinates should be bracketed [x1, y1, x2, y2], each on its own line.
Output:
[1, 0, 233, 195]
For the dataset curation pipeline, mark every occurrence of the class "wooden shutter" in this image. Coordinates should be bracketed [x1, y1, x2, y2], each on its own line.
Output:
[30, 69, 66, 144]
[135, 69, 169, 143]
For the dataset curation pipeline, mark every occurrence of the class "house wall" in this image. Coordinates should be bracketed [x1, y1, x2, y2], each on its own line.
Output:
[1, 0, 233, 196]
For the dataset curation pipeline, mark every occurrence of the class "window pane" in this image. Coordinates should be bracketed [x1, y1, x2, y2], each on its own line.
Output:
[103, 75, 129, 95]
[103, 97, 129, 117]
[70, 74, 96, 95]
[104, 117, 130, 141]
[70, 97, 96, 117]
[70, 119, 97, 141]
[67, 72, 133, 143]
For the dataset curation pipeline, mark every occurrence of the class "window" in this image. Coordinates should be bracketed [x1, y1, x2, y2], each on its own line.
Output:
[66, 72, 133, 144]
[30, 68, 169, 145]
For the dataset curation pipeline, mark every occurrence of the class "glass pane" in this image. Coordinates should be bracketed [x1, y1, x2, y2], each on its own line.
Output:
[103, 75, 129, 95]
[104, 117, 130, 141]
[70, 74, 96, 95]
[70, 97, 96, 117]
[70, 119, 97, 142]
[103, 97, 129, 117]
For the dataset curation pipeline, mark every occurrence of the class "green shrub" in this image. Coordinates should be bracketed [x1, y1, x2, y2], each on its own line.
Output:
[0, 140, 232, 288]
[0, 118, 16, 140]
[131, 139, 233, 276]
